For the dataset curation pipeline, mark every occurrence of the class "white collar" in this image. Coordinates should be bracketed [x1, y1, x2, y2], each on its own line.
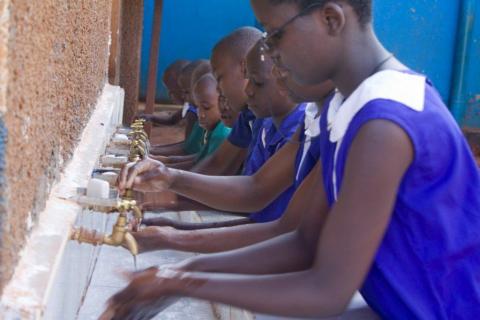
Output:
[304, 102, 321, 137]
[327, 70, 426, 143]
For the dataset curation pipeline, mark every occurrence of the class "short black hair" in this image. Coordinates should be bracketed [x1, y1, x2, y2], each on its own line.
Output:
[193, 73, 217, 93]
[180, 60, 205, 81]
[212, 27, 263, 63]
[165, 59, 190, 77]
[269, 0, 372, 25]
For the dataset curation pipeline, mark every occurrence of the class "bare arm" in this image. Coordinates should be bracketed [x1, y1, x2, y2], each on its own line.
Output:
[119, 133, 300, 213]
[169, 136, 298, 212]
[134, 161, 323, 255]
[164, 154, 199, 163]
[167, 159, 196, 170]
[191, 139, 247, 175]
[105, 120, 413, 319]
[149, 154, 198, 170]
[140, 193, 219, 212]
[149, 142, 187, 156]
[141, 217, 251, 231]
[169, 120, 414, 317]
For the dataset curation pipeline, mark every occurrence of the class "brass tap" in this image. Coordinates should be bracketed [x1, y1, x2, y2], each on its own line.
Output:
[127, 130, 148, 142]
[132, 137, 148, 150]
[132, 118, 146, 125]
[69, 192, 146, 255]
[70, 217, 138, 256]
[132, 140, 146, 154]
[118, 199, 143, 220]
[131, 123, 146, 132]
[128, 141, 146, 162]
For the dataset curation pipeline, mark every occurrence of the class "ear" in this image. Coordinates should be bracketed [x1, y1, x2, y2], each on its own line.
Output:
[315, 2, 346, 36]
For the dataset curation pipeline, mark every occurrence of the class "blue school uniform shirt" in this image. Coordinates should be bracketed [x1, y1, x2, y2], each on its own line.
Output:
[246, 103, 306, 222]
[319, 70, 480, 319]
[228, 108, 257, 148]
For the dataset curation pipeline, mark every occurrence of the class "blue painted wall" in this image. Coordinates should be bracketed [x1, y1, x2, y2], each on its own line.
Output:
[139, 0, 256, 101]
[139, 0, 479, 126]
[373, 1, 460, 104]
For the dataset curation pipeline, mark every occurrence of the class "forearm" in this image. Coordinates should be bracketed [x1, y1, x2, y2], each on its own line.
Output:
[150, 143, 186, 156]
[150, 219, 288, 253]
[166, 154, 198, 163]
[168, 170, 270, 213]
[145, 196, 217, 212]
[173, 269, 345, 318]
[181, 231, 314, 274]
[167, 159, 196, 170]
[191, 152, 244, 175]
[143, 217, 251, 230]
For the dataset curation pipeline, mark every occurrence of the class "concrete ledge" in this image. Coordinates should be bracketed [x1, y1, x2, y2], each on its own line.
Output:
[0, 84, 124, 319]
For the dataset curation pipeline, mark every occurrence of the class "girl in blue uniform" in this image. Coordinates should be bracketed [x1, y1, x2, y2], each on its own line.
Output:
[102, 1, 480, 319]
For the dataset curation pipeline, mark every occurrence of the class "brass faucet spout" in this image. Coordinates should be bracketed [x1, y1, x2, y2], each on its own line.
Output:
[123, 232, 138, 256]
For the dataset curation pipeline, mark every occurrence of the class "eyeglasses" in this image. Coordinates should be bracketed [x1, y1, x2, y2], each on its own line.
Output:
[261, 2, 324, 53]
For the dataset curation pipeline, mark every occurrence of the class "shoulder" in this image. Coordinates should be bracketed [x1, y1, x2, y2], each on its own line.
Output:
[347, 119, 413, 174]
[211, 122, 231, 139]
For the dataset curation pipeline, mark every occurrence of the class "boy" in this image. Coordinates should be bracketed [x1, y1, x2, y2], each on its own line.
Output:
[133, 28, 266, 211]
[190, 27, 264, 176]
[149, 60, 208, 157]
[103, 1, 480, 319]
[152, 74, 231, 170]
[140, 40, 307, 229]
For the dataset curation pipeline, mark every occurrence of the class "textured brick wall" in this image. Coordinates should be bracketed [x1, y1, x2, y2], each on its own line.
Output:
[0, 0, 112, 292]
[120, 0, 143, 124]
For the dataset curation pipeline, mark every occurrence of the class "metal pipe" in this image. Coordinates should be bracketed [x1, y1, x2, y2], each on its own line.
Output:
[450, 0, 477, 123]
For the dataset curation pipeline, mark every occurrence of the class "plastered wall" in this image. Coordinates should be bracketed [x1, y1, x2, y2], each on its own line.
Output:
[0, 0, 112, 292]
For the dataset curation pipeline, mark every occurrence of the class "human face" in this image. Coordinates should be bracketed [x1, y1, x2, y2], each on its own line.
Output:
[193, 82, 221, 131]
[218, 94, 240, 128]
[251, 0, 339, 86]
[211, 51, 248, 113]
[245, 48, 290, 119]
[262, 2, 324, 53]
[272, 64, 335, 103]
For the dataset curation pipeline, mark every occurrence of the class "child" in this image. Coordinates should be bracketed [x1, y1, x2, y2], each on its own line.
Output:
[149, 60, 208, 157]
[134, 28, 266, 212]
[139, 40, 308, 228]
[194, 74, 232, 161]
[190, 27, 264, 175]
[152, 74, 231, 170]
[103, 0, 480, 319]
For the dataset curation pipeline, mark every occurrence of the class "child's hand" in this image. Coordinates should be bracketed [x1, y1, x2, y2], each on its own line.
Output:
[118, 157, 175, 194]
[129, 226, 176, 253]
[99, 267, 180, 320]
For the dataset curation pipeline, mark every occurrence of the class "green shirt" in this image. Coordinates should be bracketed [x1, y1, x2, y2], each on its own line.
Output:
[196, 121, 231, 162]
[183, 120, 205, 154]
